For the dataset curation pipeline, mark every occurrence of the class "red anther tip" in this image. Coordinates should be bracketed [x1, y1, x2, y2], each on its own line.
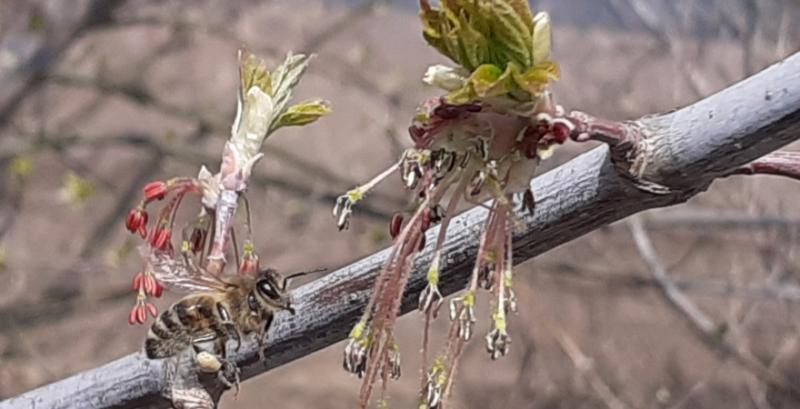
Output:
[132, 272, 144, 291]
[153, 280, 164, 298]
[143, 181, 167, 201]
[128, 306, 139, 325]
[389, 213, 404, 239]
[146, 303, 158, 318]
[151, 228, 172, 251]
[136, 305, 147, 324]
[125, 208, 148, 234]
[421, 208, 432, 232]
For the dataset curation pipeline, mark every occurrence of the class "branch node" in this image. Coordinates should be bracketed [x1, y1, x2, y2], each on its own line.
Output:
[567, 110, 673, 195]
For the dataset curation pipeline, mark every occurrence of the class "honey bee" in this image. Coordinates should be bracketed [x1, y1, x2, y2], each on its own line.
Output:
[144, 267, 303, 361]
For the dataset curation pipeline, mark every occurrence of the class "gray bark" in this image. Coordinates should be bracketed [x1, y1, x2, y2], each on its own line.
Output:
[3, 52, 799, 409]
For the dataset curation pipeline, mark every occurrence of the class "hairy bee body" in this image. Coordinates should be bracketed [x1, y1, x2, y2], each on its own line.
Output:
[145, 271, 291, 360]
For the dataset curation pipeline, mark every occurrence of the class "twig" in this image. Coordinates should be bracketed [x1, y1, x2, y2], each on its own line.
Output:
[3, 48, 800, 409]
[728, 150, 800, 181]
[536, 261, 800, 302]
[545, 319, 635, 409]
[627, 217, 799, 399]
[0, 0, 128, 128]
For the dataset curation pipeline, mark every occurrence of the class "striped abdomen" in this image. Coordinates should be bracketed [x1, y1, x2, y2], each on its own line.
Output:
[144, 295, 217, 359]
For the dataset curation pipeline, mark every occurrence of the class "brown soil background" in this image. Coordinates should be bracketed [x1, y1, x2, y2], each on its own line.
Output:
[1, 1, 800, 408]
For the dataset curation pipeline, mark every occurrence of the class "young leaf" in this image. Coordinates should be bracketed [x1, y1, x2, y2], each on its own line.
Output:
[277, 100, 332, 128]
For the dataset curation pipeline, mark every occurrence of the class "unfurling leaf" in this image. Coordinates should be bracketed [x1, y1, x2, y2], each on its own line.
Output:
[418, 0, 559, 102]
[423, 65, 469, 91]
[512, 61, 560, 95]
[277, 100, 332, 128]
[239, 50, 272, 97]
[531, 12, 552, 64]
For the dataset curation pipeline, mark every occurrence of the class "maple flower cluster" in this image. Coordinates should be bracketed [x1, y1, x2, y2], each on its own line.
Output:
[332, 1, 576, 407]
[123, 50, 329, 325]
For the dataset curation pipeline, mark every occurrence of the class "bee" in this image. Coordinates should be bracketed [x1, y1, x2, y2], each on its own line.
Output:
[144, 264, 316, 381]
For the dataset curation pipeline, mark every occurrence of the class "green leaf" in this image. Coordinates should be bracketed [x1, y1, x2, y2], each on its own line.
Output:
[486, 1, 532, 67]
[239, 50, 271, 97]
[531, 12, 552, 64]
[277, 100, 331, 128]
[512, 61, 560, 95]
[469, 63, 514, 97]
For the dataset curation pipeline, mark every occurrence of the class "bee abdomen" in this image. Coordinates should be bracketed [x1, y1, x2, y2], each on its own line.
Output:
[145, 309, 190, 359]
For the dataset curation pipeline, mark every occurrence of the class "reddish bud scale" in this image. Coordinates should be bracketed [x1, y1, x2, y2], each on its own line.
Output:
[389, 213, 404, 239]
[409, 125, 426, 146]
[551, 122, 570, 144]
[239, 256, 260, 276]
[143, 181, 168, 201]
[535, 121, 550, 136]
[520, 138, 538, 159]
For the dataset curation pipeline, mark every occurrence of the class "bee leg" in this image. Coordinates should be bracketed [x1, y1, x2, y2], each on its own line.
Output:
[221, 322, 241, 353]
[218, 359, 241, 396]
[257, 315, 273, 367]
[209, 328, 241, 395]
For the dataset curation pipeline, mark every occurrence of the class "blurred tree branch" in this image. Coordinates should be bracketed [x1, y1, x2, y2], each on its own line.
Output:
[628, 217, 797, 395]
[2, 51, 799, 409]
[0, 0, 128, 127]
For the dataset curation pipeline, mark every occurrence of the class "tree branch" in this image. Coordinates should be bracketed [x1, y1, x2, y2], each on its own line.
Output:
[3, 52, 799, 409]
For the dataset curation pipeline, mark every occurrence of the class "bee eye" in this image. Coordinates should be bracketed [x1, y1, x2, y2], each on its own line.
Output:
[257, 279, 280, 300]
[248, 293, 259, 311]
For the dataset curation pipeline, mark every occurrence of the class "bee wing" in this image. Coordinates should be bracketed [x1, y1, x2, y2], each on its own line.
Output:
[145, 246, 229, 293]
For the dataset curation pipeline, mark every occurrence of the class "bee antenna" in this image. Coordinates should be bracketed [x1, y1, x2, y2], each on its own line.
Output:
[282, 268, 327, 289]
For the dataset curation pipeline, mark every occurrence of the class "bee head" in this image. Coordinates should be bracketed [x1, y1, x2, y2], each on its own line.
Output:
[253, 268, 293, 314]
[251, 267, 326, 315]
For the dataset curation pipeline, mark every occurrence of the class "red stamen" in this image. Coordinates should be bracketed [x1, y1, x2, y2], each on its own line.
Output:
[146, 303, 158, 318]
[151, 228, 172, 251]
[125, 208, 148, 235]
[128, 307, 138, 325]
[421, 208, 432, 232]
[136, 305, 147, 324]
[132, 272, 144, 291]
[143, 181, 168, 201]
[389, 213, 404, 239]
[153, 281, 164, 297]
